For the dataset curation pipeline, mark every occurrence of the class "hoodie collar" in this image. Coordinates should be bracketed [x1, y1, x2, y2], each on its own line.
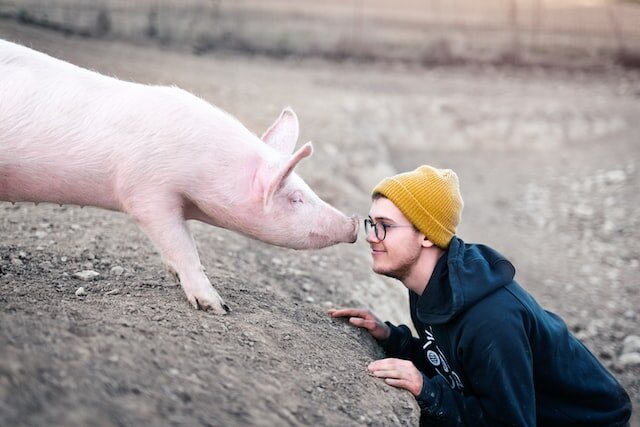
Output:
[415, 236, 516, 325]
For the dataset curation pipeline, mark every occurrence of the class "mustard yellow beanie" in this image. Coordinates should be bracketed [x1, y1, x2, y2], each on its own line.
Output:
[372, 165, 463, 249]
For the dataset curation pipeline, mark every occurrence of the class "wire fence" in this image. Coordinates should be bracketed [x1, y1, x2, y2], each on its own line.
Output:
[1, 0, 639, 67]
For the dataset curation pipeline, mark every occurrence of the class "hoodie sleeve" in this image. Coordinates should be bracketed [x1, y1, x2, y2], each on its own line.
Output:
[379, 321, 429, 373]
[416, 310, 536, 426]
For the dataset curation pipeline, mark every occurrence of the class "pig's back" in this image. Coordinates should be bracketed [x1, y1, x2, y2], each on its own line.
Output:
[0, 39, 263, 210]
[0, 39, 136, 208]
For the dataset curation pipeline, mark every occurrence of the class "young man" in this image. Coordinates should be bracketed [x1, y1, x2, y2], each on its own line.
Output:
[329, 165, 631, 426]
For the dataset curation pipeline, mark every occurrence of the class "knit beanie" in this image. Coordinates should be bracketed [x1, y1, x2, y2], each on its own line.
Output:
[372, 165, 463, 249]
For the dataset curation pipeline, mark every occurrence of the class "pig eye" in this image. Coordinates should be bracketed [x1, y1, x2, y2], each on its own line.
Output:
[290, 191, 304, 204]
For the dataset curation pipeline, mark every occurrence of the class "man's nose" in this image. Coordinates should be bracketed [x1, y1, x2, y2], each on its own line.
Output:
[365, 227, 379, 243]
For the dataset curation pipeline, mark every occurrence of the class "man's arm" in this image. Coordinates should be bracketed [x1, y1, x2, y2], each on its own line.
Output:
[379, 321, 429, 373]
[328, 309, 429, 372]
[370, 310, 536, 426]
[416, 312, 536, 426]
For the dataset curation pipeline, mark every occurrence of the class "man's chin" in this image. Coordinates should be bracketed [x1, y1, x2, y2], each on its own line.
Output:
[372, 265, 402, 281]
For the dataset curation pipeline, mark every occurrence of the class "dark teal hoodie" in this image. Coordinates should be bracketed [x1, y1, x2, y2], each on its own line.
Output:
[381, 237, 631, 426]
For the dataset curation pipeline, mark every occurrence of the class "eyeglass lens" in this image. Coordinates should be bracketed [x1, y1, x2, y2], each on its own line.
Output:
[364, 219, 385, 241]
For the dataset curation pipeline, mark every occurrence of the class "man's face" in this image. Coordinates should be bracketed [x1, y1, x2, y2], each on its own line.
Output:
[367, 197, 423, 281]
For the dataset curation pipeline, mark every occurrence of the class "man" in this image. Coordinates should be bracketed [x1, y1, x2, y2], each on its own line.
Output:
[329, 165, 631, 426]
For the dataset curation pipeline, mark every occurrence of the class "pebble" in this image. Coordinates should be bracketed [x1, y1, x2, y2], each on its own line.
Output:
[73, 270, 100, 281]
[75, 287, 87, 296]
[622, 335, 640, 354]
[105, 289, 120, 296]
[619, 352, 640, 367]
[603, 169, 626, 184]
[39, 261, 53, 270]
[110, 266, 125, 276]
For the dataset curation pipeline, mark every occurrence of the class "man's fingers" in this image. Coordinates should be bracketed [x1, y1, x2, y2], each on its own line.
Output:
[349, 317, 376, 330]
[384, 377, 405, 386]
[384, 378, 411, 390]
[370, 369, 400, 379]
[368, 358, 401, 371]
[328, 308, 369, 319]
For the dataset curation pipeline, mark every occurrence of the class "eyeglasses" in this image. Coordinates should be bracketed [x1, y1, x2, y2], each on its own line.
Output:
[364, 218, 415, 241]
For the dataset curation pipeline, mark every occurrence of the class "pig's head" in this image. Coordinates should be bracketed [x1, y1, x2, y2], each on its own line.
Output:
[249, 107, 358, 250]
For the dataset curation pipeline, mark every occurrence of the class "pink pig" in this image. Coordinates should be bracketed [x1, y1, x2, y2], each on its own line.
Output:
[0, 40, 358, 314]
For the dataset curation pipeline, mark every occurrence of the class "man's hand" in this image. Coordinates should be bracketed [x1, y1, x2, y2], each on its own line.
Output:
[368, 358, 424, 396]
[328, 308, 391, 341]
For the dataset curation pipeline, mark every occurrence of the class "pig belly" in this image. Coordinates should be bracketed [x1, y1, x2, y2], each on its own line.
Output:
[0, 160, 120, 210]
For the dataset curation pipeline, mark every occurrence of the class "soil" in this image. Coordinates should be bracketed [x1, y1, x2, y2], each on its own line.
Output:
[1, 21, 639, 426]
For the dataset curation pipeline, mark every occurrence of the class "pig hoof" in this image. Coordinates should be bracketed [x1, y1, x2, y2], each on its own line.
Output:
[189, 296, 229, 315]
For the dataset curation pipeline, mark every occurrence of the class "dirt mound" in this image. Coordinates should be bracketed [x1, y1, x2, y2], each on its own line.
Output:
[1, 21, 639, 426]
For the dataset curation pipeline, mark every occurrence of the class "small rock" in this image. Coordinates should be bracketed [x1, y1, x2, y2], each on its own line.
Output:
[10, 258, 23, 266]
[619, 352, 640, 367]
[110, 266, 125, 276]
[13, 287, 27, 296]
[75, 287, 87, 297]
[622, 335, 640, 355]
[39, 261, 53, 270]
[603, 169, 626, 184]
[573, 204, 594, 219]
[74, 270, 100, 281]
[305, 296, 315, 303]
[105, 289, 120, 296]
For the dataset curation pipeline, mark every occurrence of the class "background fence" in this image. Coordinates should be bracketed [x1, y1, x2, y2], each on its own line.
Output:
[1, 0, 639, 68]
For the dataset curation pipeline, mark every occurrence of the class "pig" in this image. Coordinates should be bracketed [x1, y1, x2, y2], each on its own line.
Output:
[0, 39, 359, 314]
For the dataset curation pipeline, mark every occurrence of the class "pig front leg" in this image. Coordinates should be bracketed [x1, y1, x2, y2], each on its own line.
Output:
[129, 204, 230, 314]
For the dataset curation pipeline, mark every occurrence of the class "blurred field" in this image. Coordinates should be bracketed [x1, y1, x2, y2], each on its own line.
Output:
[1, 2, 640, 426]
[2, 0, 640, 68]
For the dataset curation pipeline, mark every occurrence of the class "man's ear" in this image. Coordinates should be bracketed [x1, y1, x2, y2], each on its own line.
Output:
[421, 235, 437, 248]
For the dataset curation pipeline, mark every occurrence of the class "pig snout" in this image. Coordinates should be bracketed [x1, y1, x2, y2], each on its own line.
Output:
[347, 215, 359, 243]
[307, 213, 358, 249]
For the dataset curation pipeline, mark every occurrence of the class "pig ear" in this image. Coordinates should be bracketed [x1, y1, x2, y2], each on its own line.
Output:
[264, 142, 314, 209]
[260, 107, 299, 155]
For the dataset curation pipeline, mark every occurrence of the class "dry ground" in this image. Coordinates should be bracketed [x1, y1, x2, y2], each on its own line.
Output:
[1, 20, 639, 426]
